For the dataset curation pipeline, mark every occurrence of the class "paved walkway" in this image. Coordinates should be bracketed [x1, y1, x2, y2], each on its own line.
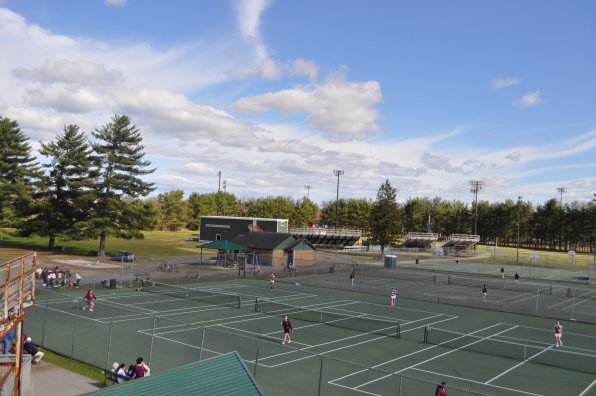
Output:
[30, 361, 104, 396]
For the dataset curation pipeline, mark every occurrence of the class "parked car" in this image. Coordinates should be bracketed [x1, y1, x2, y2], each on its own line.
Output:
[111, 252, 136, 262]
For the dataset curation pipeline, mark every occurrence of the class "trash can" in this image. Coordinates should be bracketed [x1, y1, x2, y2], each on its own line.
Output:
[384, 255, 397, 269]
[109, 279, 117, 289]
[330, 266, 335, 273]
[415, 258, 419, 265]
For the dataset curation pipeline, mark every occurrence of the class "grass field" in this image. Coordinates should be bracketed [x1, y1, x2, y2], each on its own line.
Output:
[26, 278, 596, 396]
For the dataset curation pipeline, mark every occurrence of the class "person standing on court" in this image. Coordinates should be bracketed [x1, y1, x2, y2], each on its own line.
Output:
[82, 289, 96, 311]
[270, 273, 275, 289]
[500, 267, 505, 279]
[389, 288, 397, 307]
[554, 321, 563, 347]
[482, 284, 487, 302]
[514, 272, 520, 283]
[74, 272, 82, 288]
[350, 270, 355, 286]
[281, 315, 293, 344]
[435, 381, 447, 396]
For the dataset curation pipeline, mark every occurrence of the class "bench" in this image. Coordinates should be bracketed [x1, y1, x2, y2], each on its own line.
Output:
[103, 369, 131, 385]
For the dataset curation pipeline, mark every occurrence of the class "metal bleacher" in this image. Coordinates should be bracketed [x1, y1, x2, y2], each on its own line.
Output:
[402, 232, 439, 249]
[290, 228, 362, 248]
[441, 234, 480, 255]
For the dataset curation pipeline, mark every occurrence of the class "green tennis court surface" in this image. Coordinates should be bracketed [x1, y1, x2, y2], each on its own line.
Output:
[27, 280, 596, 395]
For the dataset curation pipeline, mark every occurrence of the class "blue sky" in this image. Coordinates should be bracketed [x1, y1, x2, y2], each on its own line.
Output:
[1, 0, 594, 205]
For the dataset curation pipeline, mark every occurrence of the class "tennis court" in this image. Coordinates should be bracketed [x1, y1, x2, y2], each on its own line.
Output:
[26, 278, 596, 395]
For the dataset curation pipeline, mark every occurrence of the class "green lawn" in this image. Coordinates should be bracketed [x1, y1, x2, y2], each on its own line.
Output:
[0, 228, 198, 258]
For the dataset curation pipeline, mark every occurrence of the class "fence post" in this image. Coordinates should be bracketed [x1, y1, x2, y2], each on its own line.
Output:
[104, 307, 115, 370]
[253, 345, 259, 378]
[70, 306, 79, 359]
[148, 316, 157, 367]
[317, 356, 324, 396]
[199, 327, 206, 361]
[40, 291, 50, 347]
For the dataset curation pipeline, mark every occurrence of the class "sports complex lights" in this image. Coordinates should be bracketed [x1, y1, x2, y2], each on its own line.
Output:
[469, 180, 484, 236]
[333, 170, 344, 229]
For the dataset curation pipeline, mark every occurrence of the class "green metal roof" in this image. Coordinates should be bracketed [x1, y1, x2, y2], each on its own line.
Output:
[84, 352, 264, 396]
[197, 240, 248, 251]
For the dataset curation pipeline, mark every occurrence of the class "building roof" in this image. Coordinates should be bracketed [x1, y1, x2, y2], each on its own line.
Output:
[197, 240, 248, 251]
[84, 352, 264, 396]
[201, 215, 288, 222]
[232, 232, 305, 250]
[285, 238, 315, 251]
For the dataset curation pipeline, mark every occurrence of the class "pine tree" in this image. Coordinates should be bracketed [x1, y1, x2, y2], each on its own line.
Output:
[369, 179, 402, 255]
[21, 125, 94, 248]
[85, 115, 156, 256]
[0, 116, 42, 227]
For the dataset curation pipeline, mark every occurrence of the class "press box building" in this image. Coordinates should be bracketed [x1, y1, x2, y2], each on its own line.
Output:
[199, 216, 289, 242]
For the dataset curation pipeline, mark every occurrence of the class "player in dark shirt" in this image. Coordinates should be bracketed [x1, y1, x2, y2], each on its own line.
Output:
[350, 271, 355, 286]
[435, 381, 447, 396]
[482, 284, 487, 302]
[83, 289, 97, 311]
[281, 315, 293, 344]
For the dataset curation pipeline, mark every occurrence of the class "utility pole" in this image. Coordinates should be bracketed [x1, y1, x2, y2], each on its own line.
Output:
[557, 187, 566, 251]
[222, 180, 227, 216]
[304, 185, 312, 199]
[333, 170, 344, 229]
[517, 196, 522, 264]
[593, 193, 595, 265]
[469, 180, 484, 236]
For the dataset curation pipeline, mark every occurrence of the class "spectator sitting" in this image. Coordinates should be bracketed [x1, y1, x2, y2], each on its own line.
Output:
[1, 330, 14, 354]
[23, 337, 44, 364]
[116, 363, 128, 384]
[131, 357, 150, 378]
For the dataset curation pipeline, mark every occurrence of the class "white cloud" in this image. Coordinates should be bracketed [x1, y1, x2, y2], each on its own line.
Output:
[105, 0, 128, 6]
[491, 77, 520, 89]
[514, 90, 543, 108]
[231, 77, 382, 139]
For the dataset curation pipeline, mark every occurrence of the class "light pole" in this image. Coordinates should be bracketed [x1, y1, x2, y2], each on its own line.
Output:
[469, 180, 484, 235]
[222, 180, 227, 215]
[333, 170, 344, 229]
[593, 193, 595, 265]
[557, 187, 566, 251]
[304, 185, 312, 199]
[217, 171, 222, 215]
[517, 196, 522, 264]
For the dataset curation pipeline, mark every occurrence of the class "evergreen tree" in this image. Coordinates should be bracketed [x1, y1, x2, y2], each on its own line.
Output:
[369, 179, 402, 255]
[84, 115, 156, 256]
[21, 125, 94, 248]
[157, 189, 188, 231]
[291, 197, 319, 227]
[0, 116, 42, 227]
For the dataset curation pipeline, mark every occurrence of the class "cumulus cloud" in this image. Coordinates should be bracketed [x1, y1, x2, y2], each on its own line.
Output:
[421, 152, 464, 174]
[506, 152, 521, 162]
[231, 77, 382, 139]
[24, 87, 107, 113]
[12, 60, 122, 85]
[105, 0, 128, 6]
[514, 90, 543, 107]
[491, 77, 520, 89]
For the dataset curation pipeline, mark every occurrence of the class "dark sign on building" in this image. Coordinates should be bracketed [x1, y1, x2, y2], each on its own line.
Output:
[199, 216, 289, 242]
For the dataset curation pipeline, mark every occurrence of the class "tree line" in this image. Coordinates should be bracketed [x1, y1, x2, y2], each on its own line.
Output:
[1, 114, 594, 255]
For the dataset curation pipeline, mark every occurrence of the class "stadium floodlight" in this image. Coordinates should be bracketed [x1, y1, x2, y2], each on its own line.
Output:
[333, 170, 344, 229]
[469, 180, 484, 236]
[304, 185, 312, 199]
[517, 196, 522, 264]
[557, 187, 566, 251]
[217, 171, 222, 215]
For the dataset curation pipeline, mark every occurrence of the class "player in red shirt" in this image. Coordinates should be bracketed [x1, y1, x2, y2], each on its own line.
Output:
[270, 273, 275, 289]
[435, 381, 447, 396]
[281, 315, 293, 344]
[82, 289, 96, 311]
[554, 321, 563, 347]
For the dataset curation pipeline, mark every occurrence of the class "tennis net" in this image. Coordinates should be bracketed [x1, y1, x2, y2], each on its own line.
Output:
[255, 298, 399, 338]
[447, 275, 552, 295]
[142, 281, 241, 308]
[423, 326, 596, 375]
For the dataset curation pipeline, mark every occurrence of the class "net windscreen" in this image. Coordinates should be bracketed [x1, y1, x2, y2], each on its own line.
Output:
[143, 281, 240, 308]
[256, 298, 398, 337]
[448, 275, 552, 295]
[423, 327, 596, 375]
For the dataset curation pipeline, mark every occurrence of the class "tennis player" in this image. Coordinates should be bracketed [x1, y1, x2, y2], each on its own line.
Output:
[350, 271, 355, 286]
[281, 315, 293, 344]
[270, 273, 275, 289]
[500, 267, 505, 279]
[82, 289, 96, 311]
[482, 284, 487, 302]
[435, 381, 447, 396]
[554, 321, 563, 347]
[514, 272, 520, 283]
[389, 288, 397, 307]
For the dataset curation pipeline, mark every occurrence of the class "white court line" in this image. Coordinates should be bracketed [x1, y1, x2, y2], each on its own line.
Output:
[356, 300, 450, 316]
[34, 304, 107, 323]
[485, 345, 554, 384]
[503, 323, 596, 341]
[262, 316, 458, 369]
[579, 379, 596, 396]
[353, 324, 517, 390]
[411, 368, 544, 396]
